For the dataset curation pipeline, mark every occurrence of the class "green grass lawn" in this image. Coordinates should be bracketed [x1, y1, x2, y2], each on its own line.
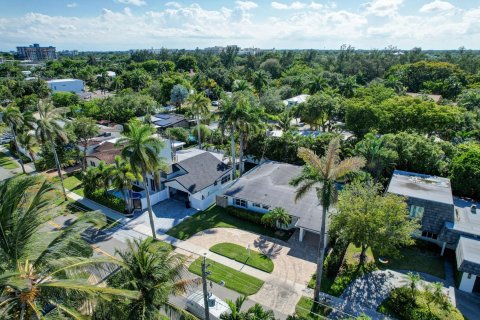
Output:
[210, 242, 274, 273]
[188, 257, 264, 296]
[376, 240, 445, 279]
[295, 296, 331, 319]
[62, 173, 85, 196]
[166, 206, 290, 241]
[0, 152, 19, 169]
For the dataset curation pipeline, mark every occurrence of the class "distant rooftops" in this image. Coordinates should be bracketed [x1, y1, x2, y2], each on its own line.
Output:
[283, 94, 310, 107]
[47, 78, 83, 83]
[387, 170, 453, 205]
[147, 113, 187, 129]
[406, 92, 442, 103]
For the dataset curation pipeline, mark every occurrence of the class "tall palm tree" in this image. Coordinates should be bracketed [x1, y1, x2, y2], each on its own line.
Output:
[94, 238, 196, 320]
[187, 92, 210, 149]
[17, 132, 38, 166]
[308, 74, 328, 94]
[219, 96, 238, 180]
[277, 108, 294, 132]
[0, 175, 139, 319]
[290, 138, 365, 302]
[69, 116, 99, 172]
[354, 133, 396, 180]
[220, 296, 275, 320]
[117, 124, 167, 239]
[232, 79, 253, 92]
[252, 70, 270, 94]
[111, 156, 141, 214]
[97, 161, 114, 195]
[2, 105, 26, 173]
[34, 101, 69, 199]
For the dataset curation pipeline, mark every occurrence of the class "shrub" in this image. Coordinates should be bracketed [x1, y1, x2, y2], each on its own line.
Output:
[88, 189, 125, 213]
[226, 206, 264, 225]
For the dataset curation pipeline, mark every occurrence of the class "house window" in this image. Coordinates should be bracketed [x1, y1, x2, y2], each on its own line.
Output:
[421, 231, 438, 239]
[90, 161, 96, 167]
[150, 178, 156, 192]
[409, 206, 424, 219]
[221, 175, 231, 184]
[253, 203, 261, 208]
[234, 198, 247, 208]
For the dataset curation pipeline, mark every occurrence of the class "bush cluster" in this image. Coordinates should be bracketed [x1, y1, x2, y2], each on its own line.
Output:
[88, 190, 125, 213]
[225, 206, 264, 225]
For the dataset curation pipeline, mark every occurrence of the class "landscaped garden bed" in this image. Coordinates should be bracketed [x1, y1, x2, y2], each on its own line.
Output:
[166, 205, 293, 241]
[210, 242, 274, 273]
[188, 257, 264, 296]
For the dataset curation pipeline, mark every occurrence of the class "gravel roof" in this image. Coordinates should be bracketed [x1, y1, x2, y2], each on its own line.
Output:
[224, 161, 323, 233]
[387, 170, 453, 205]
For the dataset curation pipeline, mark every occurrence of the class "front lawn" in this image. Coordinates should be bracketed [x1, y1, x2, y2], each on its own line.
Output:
[166, 206, 291, 241]
[210, 242, 274, 273]
[63, 173, 85, 196]
[0, 152, 19, 169]
[188, 257, 264, 296]
[295, 296, 331, 319]
[376, 240, 445, 279]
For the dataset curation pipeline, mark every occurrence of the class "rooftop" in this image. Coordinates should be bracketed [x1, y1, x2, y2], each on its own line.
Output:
[452, 197, 480, 237]
[47, 78, 83, 83]
[223, 161, 323, 233]
[456, 236, 480, 273]
[86, 141, 123, 164]
[283, 94, 310, 106]
[151, 113, 186, 128]
[387, 170, 453, 205]
[169, 152, 231, 194]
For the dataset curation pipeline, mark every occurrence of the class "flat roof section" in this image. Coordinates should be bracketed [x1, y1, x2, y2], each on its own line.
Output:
[456, 236, 480, 275]
[387, 170, 453, 205]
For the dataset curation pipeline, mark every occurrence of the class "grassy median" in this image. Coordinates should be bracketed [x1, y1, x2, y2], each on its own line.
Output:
[210, 242, 274, 273]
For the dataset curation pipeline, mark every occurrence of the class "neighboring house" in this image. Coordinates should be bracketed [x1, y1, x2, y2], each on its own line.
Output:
[146, 113, 190, 132]
[283, 94, 310, 107]
[47, 79, 84, 94]
[387, 170, 480, 293]
[77, 123, 123, 156]
[85, 141, 124, 168]
[165, 151, 232, 210]
[219, 161, 323, 242]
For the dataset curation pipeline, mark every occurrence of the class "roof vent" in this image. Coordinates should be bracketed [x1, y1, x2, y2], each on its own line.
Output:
[471, 205, 477, 214]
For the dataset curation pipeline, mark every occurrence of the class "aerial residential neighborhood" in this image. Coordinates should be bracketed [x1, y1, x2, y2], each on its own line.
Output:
[1, 1, 480, 319]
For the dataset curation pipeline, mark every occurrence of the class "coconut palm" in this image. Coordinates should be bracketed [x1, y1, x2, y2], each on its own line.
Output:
[187, 92, 210, 149]
[94, 238, 196, 320]
[308, 74, 328, 94]
[34, 101, 69, 199]
[221, 296, 247, 320]
[407, 272, 421, 299]
[97, 161, 114, 195]
[232, 79, 253, 92]
[2, 105, 26, 173]
[277, 109, 294, 132]
[261, 207, 292, 229]
[252, 70, 270, 94]
[219, 96, 238, 180]
[290, 138, 365, 302]
[111, 156, 142, 214]
[354, 133, 397, 180]
[0, 175, 139, 319]
[117, 123, 167, 239]
[17, 131, 38, 165]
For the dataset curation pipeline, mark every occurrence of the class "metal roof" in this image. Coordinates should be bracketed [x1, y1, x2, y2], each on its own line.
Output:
[387, 170, 453, 205]
[152, 113, 186, 128]
[456, 236, 480, 274]
[224, 161, 323, 233]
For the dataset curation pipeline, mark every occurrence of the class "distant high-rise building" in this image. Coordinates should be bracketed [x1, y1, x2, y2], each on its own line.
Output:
[16, 43, 56, 61]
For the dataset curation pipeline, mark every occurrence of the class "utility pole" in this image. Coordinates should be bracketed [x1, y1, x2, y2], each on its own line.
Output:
[201, 253, 211, 320]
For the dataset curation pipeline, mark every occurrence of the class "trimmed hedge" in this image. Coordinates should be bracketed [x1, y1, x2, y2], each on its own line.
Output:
[88, 189, 125, 213]
[225, 206, 264, 224]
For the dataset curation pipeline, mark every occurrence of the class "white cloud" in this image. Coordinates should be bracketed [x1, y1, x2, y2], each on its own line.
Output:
[115, 0, 146, 7]
[235, 1, 258, 11]
[165, 2, 181, 8]
[420, 1, 455, 13]
[271, 1, 306, 10]
[66, 3, 77, 8]
[364, 0, 403, 17]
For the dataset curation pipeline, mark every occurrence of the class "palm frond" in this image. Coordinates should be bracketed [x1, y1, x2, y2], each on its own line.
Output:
[39, 280, 140, 300]
[332, 156, 366, 179]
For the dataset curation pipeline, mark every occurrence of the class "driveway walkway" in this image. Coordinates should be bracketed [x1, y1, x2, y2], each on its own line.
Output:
[132, 200, 198, 232]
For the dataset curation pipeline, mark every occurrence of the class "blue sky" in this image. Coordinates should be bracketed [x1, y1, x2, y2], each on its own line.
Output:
[1, 0, 479, 51]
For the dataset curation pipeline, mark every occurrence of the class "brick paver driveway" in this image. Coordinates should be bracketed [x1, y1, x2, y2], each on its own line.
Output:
[187, 227, 318, 315]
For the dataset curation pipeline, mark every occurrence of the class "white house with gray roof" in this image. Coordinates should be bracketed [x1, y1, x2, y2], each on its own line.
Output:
[220, 161, 323, 242]
[387, 170, 480, 293]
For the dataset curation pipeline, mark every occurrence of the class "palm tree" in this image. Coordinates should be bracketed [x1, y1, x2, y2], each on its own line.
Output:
[97, 161, 114, 195]
[277, 109, 294, 132]
[2, 105, 26, 173]
[34, 101, 69, 199]
[94, 238, 195, 320]
[0, 175, 139, 319]
[219, 96, 238, 180]
[69, 116, 99, 172]
[187, 92, 210, 149]
[111, 156, 141, 214]
[232, 79, 253, 92]
[407, 272, 421, 299]
[340, 76, 358, 98]
[252, 70, 270, 94]
[17, 132, 38, 167]
[290, 138, 365, 302]
[117, 123, 167, 239]
[246, 304, 276, 320]
[308, 74, 328, 94]
[221, 296, 247, 320]
[237, 108, 264, 176]
[261, 207, 292, 229]
[354, 133, 397, 180]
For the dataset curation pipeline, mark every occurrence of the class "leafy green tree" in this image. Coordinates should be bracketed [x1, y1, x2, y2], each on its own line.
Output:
[165, 127, 189, 143]
[291, 139, 365, 302]
[94, 238, 195, 320]
[260, 58, 282, 78]
[117, 124, 167, 239]
[232, 79, 253, 92]
[252, 70, 270, 94]
[298, 92, 339, 132]
[277, 108, 294, 132]
[17, 131, 38, 165]
[308, 74, 328, 94]
[187, 92, 210, 149]
[68, 116, 99, 171]
[177, 55, 198, 72]
[354, 133, 397, 180]
[0, 175, 139, 319]
[170, 84, 189, 108]
[407, 272, 421, 299]
[340, 76, 358, 98]
[331, 181, 419, 265]
[261, 207, 292, 229]
[457, 89, 480, 111]
[450, 142, 480, 199]
[2, 105, 27, 173]
[111, 156, 142, 214]
[34, 101, 69, 199]
[51, 92, 80, 109]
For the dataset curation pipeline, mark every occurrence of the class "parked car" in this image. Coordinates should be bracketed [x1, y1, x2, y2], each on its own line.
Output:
[211, 101, 220, 107]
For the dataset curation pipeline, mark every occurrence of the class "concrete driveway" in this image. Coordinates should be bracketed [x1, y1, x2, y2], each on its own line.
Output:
[131, 199, 198, 233]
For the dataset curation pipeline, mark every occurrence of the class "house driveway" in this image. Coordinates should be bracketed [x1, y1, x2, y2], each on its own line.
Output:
[186, 227, 318, 315]
[129, 199, 198, 233]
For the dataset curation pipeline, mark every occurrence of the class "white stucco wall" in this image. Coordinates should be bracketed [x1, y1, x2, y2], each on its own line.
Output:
[459, 272, 477, 293]
[47, 79, 84, 93]
[140, 189, 169, 209]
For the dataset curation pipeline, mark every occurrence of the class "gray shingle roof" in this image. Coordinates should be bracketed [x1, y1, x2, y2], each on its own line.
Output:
[224, 161, 323, 233]
[170, 152, 231, 194]
[387, 170, 453, 205]
[152, 113, 186, 128]
[456, 236, 480, 274]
